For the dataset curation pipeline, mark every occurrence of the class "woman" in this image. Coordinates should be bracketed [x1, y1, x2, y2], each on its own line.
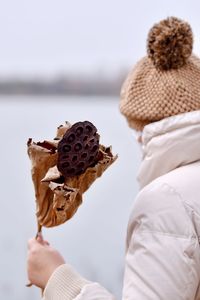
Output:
[27, 17, 200, 299]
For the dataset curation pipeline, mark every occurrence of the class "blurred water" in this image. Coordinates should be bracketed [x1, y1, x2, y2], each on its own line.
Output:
[0, 96, 141, 300]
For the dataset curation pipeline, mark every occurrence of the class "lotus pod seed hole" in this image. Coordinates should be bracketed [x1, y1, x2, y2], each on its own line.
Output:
[62, 155, 69, 159]
[72, 156, 78, 162]
[76, 127, 83, 136]
[92, 145, 98, 152]
[62, 162, 70, 168]
[83, 136, 88, 141]
[74, 143, 82, 151]
[63, 145, 71, 152]
[81, 152, 87, 158]
[68, 134, 75, 143]
[86, 125, 92, 132]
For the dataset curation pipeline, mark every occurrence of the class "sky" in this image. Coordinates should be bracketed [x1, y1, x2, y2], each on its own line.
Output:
[1, 0, 200, 77]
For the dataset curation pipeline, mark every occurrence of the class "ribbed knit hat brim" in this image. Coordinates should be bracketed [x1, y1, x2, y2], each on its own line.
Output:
[120, 55, 200, 131]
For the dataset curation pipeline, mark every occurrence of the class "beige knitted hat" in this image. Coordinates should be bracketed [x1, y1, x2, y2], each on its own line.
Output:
[120, 17, 200, 131]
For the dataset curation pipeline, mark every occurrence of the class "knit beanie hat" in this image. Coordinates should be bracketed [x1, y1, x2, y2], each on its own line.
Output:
[120, 17, 200, 131]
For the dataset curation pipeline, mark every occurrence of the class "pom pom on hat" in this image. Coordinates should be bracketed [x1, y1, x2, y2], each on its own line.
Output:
[147, 17, 193, 70]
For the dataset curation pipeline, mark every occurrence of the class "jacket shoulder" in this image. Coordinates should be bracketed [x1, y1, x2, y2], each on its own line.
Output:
[158, 161, 200, 214]
[128, 178, 195, 241]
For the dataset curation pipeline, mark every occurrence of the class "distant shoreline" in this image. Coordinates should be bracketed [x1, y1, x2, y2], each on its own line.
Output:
[0, 91, 119, 96]
[0, 73, 126, 96]
[0, 93, 119, 99]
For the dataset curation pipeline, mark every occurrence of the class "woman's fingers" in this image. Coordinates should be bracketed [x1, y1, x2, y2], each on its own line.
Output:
[36, 232, 44, 243]
[28, 234, 50, 252]
[36, 233, 50, 246]
[27, 237, 65, 289]
[27, 238, 37, 250]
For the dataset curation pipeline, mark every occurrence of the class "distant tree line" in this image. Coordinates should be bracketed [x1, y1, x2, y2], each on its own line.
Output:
[0, 72, 127, 96]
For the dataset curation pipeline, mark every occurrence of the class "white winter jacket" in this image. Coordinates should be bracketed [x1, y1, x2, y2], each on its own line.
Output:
[43, 110, 200, 300]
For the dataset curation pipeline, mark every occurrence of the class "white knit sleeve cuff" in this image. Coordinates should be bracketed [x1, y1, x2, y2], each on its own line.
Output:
[43, 264, 90, 300]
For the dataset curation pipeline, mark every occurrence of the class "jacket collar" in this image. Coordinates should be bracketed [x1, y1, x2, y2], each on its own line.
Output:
[137, 110, 200, 189]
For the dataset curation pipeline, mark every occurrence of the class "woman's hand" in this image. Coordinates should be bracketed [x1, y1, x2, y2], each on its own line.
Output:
[27, 234, 65, 289]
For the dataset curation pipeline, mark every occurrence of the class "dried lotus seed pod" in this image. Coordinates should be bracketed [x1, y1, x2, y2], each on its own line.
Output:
[57, 121, 99, 177]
